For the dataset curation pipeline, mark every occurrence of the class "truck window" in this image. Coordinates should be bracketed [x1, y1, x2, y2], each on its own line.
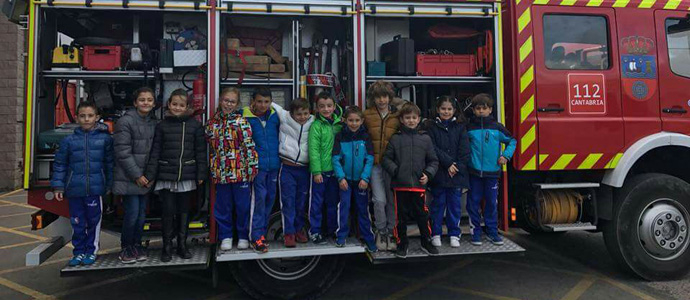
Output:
[543, 14, 609, 70]
[666, 19, 690, 78]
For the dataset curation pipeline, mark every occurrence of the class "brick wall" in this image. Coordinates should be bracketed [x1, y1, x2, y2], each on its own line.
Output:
[0, 13, 25, 190]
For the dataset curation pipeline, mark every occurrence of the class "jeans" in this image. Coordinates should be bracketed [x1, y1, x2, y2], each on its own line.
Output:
[121, 194, 149, 248]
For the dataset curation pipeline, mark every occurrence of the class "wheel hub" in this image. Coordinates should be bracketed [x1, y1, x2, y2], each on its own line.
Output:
[638, 199, 690, 260]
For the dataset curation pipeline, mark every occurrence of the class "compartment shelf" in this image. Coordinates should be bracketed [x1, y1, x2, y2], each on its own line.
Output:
[42, 70, 157, 81]
[220, 78, 294, 86]
[366, 76, 493, 84]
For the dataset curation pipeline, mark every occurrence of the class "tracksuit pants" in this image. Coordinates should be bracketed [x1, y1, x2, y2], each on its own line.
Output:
[309, 171, 339, 237]
[250, 170, 278, 241]
[430, 187, 463, 237]
[393, 188, 431, 245]
[121, 194, 148, 249]
[336, 181, 375, 244]
[215, 182, 251, 241]
[370, 165, 395, 234]
[468, 176, 499, 237]
[68, 195, 102, 256]
[279, 164, 310, 236]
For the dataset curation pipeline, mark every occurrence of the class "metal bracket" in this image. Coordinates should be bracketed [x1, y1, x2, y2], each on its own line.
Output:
[483, 8, 490, 16]
[122, 0, 128, 8]
[266, 3, 272, 13]
[408, 5, 414, 15]
[85, 0, 92, 7]
[446, 7, 453, 15]
[159, 0, 165, 9]
[341, 6, 347, 15]
[47, 0, 54, 6]
[304, 4, 310, 14]
[194, 0, 200, 10]
[226, 2, 232, 12]
[370, 4, 376, 14]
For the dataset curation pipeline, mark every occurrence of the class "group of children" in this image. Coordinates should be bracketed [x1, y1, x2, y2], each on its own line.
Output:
[51, 80, 516, 265]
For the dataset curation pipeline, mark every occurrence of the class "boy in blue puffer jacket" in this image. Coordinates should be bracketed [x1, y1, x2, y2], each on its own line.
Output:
[331, 106, 376, 251]
[466, 93, 516, 247]
[51, 101, 114, 266]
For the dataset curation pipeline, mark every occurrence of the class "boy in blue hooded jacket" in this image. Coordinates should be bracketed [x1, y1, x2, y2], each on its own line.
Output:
[466, 93, 516, 247]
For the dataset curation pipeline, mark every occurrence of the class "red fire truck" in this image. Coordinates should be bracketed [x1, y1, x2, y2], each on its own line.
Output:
[7, 0, 690, 297]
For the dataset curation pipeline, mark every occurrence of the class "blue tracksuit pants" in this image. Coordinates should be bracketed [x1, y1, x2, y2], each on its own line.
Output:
[215, 182, 252, 241]
[68, 195, 102, 256]
[336, 181, 375, 244]
[309, 171, 339, 236]
[430, 187, 463, 237]
[279, 164, 310, 235]
[468, 176, 499, 236]
[250, 170, 278, 241]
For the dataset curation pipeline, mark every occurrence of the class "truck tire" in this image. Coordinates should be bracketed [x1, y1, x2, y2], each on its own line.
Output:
[602, 173, 690, 280]
[229, 213, 346, 300]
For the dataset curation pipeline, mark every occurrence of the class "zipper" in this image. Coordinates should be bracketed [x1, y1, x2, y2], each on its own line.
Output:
[379, 112, 386, 157]
[178, 122, 186, 181]
[262, 120, 269, 168]
[350, 139, 355, 181]
[295, 124, 303, 164]
[480, 117, 484, 178]
[85, 132, 89, 195]
[66, 171, 73, 187]
[101, 169, 105, 184]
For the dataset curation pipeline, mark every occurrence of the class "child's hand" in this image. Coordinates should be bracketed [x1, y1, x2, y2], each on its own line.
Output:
[498, 156, 508, 165]
[339, 179, 349, 191]
[313, 174, 324, 184]
[198, 180, 204, 185]
[448, 164, 458, 177]
[419, 173, 428, 185]
[358, 180, 368, 190]
[145, 181, 154, 188]
[136, 176, 149, 187]
[55, 192, 64, 201]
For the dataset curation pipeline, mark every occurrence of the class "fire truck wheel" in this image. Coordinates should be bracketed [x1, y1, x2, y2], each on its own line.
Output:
[603, 173, 690, 280]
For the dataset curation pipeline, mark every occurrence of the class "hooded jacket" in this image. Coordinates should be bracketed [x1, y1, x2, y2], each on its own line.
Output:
[113, 109, 157, 195]
[466, 116, 516, 178]
[242, 106, 280, 172]
[272, 103, 314, 166]
[363, 105, 400, 165]
[206, 109, 259, 184]
[424, 117, 471, 189]
[144, 110, 208, 182]
[332, 125, 375, 183]
[51, 123, 114, 198]
[381, 126, 439, 188]
[308, 105, 343, 175]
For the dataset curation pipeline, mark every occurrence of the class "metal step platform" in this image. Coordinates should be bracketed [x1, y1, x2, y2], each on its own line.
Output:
[61, 245, 210, 276]
[543, 222, 597, 232]
[367, 235, 525, 264]
[216, 237, 365, 262]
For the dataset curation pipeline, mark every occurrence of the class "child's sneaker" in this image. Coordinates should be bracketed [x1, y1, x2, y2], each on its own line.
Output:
[470, 233, 483, 246]
[284, 234, 296, 248]
[220, 238, 233, 251]
[431, 235, 442, 247]
[295, 231, 309, 243]
[82, 254, 97, 265]
[421, 239, 440, 256]
[68, 254, 85, 266]
[119, 247, 136, 264]
[387, 235, 397, 251]
[310, 233, 327, 245]
[365, 240, 378, 253]
[135, 245, 148, 262]
[335, 238, 346, 248]
[251, 237, 269, 253]
[375, 232, 387, 251]
[488, 233, 504, 246]
[237, 239, 249, 250]
[450, 236, 461, 248]
[395, 243, 408, 258]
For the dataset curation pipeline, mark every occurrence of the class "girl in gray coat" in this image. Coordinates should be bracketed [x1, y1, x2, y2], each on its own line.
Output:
[113, 87, 157, 264]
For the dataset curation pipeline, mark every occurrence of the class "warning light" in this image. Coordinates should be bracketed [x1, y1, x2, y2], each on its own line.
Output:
[510, 207, 517, 222]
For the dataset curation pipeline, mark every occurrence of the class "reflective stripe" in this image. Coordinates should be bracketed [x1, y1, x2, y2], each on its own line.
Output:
[520, 125, 536, 154]
[523, 155, 537, 171]
[638, 0, 656, 8]
[518, 9, 531, 33]
[663, 0, 680, 9]
[577, 153, 603, 169]
[612, 0, 630, 7]
[519, 36, 533, 63]
[586, 0, 604, 6]
[605, 153, 623, 169]
[551, 154, 576, 170]
[539, 154, 549, 166]
[520, 95, 535, 124]
[520, 65, 534, 93]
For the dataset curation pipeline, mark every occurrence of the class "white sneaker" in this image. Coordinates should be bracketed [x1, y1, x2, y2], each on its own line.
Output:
[237, 239, 249, 250]
[431, 235, 442, 247]
[220, 238, 233, 251]
[450, 236, 461, 248]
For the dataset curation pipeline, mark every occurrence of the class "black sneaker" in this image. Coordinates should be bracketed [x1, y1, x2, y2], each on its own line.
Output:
[251, 237, 269, 253]
[118, 247, 136, 264]
[395, 243, 408, 259]
[310, 233, 327, 245]
[421, 239, 440, 256]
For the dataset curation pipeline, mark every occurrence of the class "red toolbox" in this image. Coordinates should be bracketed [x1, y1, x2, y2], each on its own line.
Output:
[83, 45, 122, 70]
[416, 54, 476, 76]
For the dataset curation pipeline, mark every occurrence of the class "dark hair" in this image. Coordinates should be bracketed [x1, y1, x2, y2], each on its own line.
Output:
[471, 93, 494, 108]
[168, 88, 190, 106]
[252, 86, 272, 100]
[435, 95, 465, 122]
[315, 91, 334, 104]
[366, 80, 395, 107]
[289, 98, 310, 114]
[399, 103, 421, 118]
[133, 86, 154, 101]
[343, 106, 364, 119]
[77, 101, 100, 115]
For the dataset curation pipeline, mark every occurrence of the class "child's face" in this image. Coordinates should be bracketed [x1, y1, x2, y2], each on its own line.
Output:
[437, 101, 455, 121]
[473, 104, 493, 118]
[316, 98, 335, 119]
[251, 94, 272, 115]
[168, 96, 188, 116]
[374, 96, 390, 111]
[400, 113, 420, 129]
[220, 92, 239, 113]
[77, 106, 100, 131]
[291, 107, 310, 125]
[345, 113, 363, 132]
[134, 92, 155, 115]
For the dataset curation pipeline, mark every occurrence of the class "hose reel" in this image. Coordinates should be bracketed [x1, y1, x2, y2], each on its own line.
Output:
[535, 189, 583, 224]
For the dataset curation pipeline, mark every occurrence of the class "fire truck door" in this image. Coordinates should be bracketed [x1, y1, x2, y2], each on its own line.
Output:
[655, 10, 690, 135]
[533, 6, 624, 170]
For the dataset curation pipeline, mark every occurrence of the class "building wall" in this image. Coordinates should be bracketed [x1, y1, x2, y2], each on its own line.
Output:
[0, 13, 25, 190]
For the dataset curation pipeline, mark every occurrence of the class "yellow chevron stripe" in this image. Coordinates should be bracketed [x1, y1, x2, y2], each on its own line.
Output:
[638, 0, 656, 8]
[520, 95, 535, 124]
[516, 0, 521, 6]
[612, 0, 630, 6]
[551, 154, 576, 170]
[664, 0, 680, 9]
[519, 36, 533, 63]
[560, 0, 577, 5]
[604, 153, 623, 169]
[523, 155, 537, 170]
[518, 9, 531, 33]
[586, 0, 604, 6]
[520, 65, 534, 93]
[577, 153, 603, 169]
[521, 125, 536, 154]
[539, 154, 549, 165]
[534, 0, 550, 4]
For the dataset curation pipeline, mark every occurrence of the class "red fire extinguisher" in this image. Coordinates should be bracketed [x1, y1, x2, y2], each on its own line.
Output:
[191, 72, 206, 121]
